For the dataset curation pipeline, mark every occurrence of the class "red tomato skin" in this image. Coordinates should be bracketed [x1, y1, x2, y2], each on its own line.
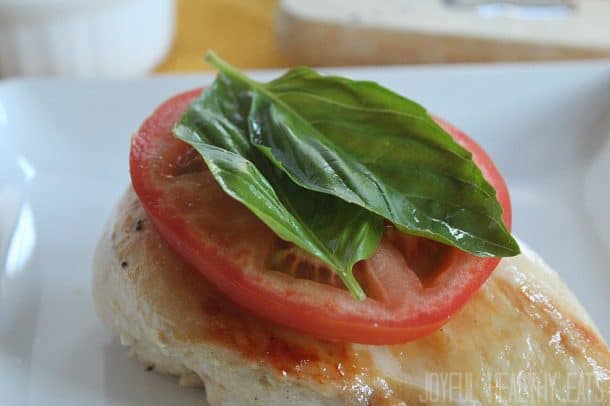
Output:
[130, 90, 513, 345]
[434, 116, 512, 229]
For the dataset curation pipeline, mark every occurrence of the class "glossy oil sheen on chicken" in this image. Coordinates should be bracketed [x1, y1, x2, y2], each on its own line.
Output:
[93, 188, 610, 405]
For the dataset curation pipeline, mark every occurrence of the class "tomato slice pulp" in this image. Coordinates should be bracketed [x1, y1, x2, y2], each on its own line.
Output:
[130, 89, 513, 344]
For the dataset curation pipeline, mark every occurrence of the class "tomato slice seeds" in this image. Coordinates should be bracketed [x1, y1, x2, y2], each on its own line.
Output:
[130, 90, 513, 344]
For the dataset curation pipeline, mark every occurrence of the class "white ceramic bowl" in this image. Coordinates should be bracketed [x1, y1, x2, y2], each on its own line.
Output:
[0, 0, 175, 77]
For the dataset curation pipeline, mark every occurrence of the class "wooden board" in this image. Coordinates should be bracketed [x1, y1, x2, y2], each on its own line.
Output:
[277, 0, 610, 65]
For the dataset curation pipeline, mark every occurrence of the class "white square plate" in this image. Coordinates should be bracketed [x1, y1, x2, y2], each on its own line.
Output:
[1, 62, 609, 404]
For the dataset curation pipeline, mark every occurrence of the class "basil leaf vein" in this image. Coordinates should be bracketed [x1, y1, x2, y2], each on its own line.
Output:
[174, 76, 383, 299]
[205, 52, 519, 257]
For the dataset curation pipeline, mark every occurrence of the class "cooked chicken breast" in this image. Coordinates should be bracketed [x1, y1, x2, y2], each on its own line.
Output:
[93, 188, 610, 405]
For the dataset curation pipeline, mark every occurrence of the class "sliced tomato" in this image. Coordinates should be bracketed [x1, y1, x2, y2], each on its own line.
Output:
[130, 89, 513, 345]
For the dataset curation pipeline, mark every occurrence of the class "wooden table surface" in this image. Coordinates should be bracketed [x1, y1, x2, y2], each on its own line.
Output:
[155, 0, 610, 74]
[155, 0, 293, 73]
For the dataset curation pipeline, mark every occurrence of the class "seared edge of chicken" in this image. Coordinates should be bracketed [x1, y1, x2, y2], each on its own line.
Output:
[93, 188, 610, 405]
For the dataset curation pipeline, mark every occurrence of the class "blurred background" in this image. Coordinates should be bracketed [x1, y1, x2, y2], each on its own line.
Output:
[0, 0, 609, 77]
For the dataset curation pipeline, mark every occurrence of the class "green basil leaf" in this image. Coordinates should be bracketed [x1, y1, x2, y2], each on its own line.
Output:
[206, 52, 519, 258]
[174, 76, 384, 300]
